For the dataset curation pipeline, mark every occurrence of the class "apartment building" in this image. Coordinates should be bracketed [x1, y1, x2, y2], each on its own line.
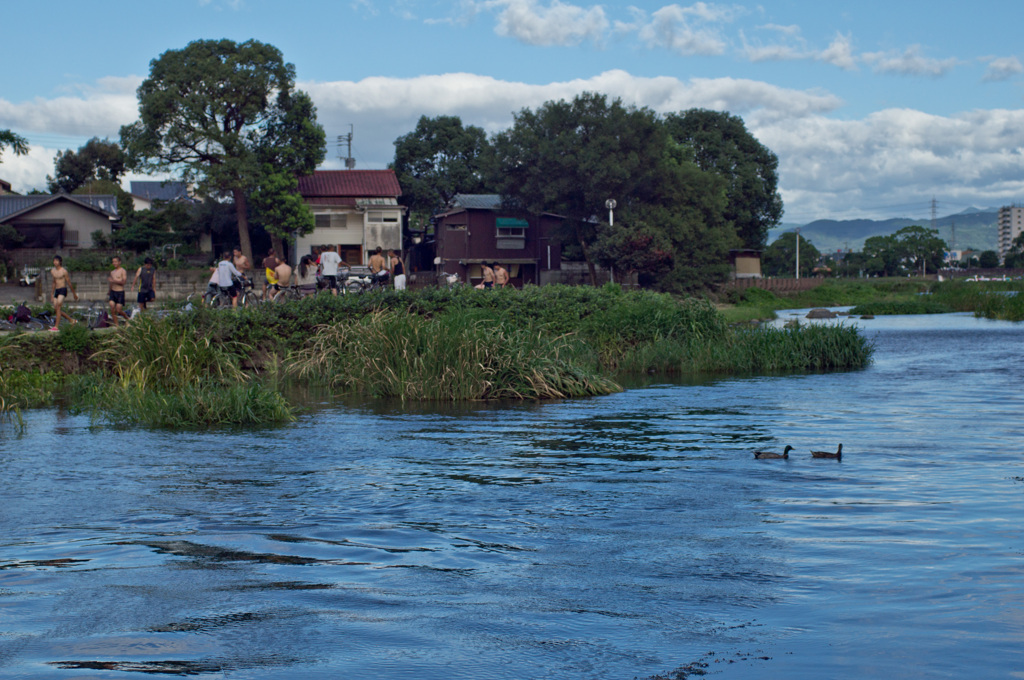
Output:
[998, 205, 1024, 263]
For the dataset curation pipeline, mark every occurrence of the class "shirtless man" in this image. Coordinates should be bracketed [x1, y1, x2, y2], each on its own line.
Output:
[493, 263, 509, 289]
[233, 247, 252, 274]
[369, 246, 387, 274]
[107, 256, 129, 326]
[481, 262, 495, 289]
[50, 255, 79, 330]
[268, 259, 292, 301]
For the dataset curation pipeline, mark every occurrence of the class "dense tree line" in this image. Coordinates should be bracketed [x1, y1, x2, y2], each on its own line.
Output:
[392, 96, 783, 292]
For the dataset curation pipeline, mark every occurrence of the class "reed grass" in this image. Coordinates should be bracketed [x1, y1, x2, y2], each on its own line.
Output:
[291, 310, 619, 400]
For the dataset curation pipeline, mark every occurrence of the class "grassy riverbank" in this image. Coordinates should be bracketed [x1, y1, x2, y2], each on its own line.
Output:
[721, 278, 1024, 322]
[1, 285, 875, 427]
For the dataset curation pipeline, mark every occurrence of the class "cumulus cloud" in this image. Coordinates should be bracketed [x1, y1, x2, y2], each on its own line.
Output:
[5, 69, 1024, 226]
[982, 55, 1024, 82]
[632, 2, 739, 56]
[492, 0, 608, 45]
[818, 33, 857, 71]
[862, 45, 959, 77]
[754, 107, 1024, 222]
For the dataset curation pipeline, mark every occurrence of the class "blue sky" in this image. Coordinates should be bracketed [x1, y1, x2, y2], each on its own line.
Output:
[2, 0, 1023, 224]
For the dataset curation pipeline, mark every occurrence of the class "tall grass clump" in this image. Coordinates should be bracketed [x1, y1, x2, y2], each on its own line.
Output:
[291, 310, 619, 400]
[930, 281, 1024, 321]
[681, 323, 873, 374]
[75, 315, 292, 427]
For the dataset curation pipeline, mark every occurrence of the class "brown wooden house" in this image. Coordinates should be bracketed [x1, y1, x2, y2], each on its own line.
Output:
[433, 194, 562, 287]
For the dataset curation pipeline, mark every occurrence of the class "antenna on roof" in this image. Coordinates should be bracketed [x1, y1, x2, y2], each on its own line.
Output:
[337, 125, 355, 169]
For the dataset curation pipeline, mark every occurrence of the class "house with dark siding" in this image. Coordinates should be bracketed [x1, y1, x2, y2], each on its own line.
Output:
[433, 194, 562, 287]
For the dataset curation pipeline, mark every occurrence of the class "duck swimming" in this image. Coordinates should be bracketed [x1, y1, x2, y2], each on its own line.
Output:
[754, 445, 793, 460]
[811, 443, 843, 459]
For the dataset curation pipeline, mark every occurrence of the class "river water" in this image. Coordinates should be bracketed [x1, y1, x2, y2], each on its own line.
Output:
[1, 311, 1022, 679]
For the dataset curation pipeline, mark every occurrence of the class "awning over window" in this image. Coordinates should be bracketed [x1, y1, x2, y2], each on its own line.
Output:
[496, 217, 528, 228]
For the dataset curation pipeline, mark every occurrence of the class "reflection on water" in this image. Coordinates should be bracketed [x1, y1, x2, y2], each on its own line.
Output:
[1, 312, 1023, 678]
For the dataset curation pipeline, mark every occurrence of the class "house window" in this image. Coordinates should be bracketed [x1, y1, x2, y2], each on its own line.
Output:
[315, 213, 347, 229]
[447, 223, 467, 231]
[64, 230, 79, 247]
[496, 217, 527, 249]
[368, 211, 399, 224]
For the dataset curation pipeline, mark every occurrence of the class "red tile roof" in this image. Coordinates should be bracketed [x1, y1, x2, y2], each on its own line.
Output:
[298, 170, 402, 198]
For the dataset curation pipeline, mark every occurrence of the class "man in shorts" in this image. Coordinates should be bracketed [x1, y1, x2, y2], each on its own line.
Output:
[493, 262, 510, 289]
[50, 254, 79, 330]
[132, 257, 157, 311]
[481, 262, 495, 289]
[318, 245, 343, 296]
[389, 250, 407, 290]
[107, 256, 129, 325]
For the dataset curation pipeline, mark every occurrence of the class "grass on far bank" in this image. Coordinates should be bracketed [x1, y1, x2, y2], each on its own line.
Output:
[719, 277, 1024, 322]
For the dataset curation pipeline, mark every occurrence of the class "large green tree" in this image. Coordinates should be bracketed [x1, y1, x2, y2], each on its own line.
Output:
[763, 231, 821, 278]
[492, 93, 668, 285]
[663, 109, 783, 249]
[47, 137, 126, 193]
[392, 115, 492, 222]
[0, 130, 29, 164]
[120, 39, 325, 261]
[862, 226, 947, 276]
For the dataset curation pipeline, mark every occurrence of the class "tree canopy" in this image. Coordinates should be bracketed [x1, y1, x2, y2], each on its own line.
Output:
[0, 130, 29, 164]
[120, 39, 325, 260]
[663, 109, 783, 249]
[762, 231, 821, 278]
[863, 226, 947, 276]
[47, 138, 126, 193]
[492, 93, 670, 285]
[392, 115, 493, 223]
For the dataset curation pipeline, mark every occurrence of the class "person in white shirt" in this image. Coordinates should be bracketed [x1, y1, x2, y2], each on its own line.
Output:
[216, 251, 244, 308]
[318, 245, 343, 296]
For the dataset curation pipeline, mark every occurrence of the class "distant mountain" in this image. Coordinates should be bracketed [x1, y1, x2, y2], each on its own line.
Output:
[769, 210, 998, 253]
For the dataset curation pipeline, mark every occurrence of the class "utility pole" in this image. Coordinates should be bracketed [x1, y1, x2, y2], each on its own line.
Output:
[795, 227, 801, 280]
[337, 125, 355, 169]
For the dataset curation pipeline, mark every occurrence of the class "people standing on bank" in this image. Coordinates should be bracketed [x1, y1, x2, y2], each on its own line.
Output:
[481, 262, 495, 289]
[216, 251, 244, 308]
[493, 263, 509, 289]
[132, 257, 157, 311]
[262, 248, 279, 299]
[273, 259, 292, 301]
[295, 255, 318, 297]
[318, 245, 343, 296]
[107, 256, 129, 325]
[50, 255, 79, 330]
[390, 250, 406, 290]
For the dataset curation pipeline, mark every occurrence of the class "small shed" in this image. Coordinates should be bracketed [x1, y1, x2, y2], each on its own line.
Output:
[729, 249, 762, 279]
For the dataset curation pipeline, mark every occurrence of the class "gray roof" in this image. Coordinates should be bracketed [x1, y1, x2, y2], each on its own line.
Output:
[451, 194, 502, 210]
[0, 193, 119, 221]
[130, 181, 189, 202]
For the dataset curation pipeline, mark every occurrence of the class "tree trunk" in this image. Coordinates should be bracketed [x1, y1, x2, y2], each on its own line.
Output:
[572, 220, 599, 286]
[233, 188, 253, 263]
[271, 235, 287, 265]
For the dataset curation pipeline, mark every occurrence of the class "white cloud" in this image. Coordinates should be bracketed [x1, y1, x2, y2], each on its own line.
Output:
[982, 56, 1024, 82]
[490, 0, 608, 46]
[818, 33, 857, 71]
[862, 45, 959, 77]
[5, 69, 1024, 227]
[633, 3, 739, 56]
[754, 107, 1024, 222]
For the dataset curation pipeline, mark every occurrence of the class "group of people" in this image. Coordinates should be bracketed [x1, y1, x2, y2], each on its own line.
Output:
[47, 254, 157, 330]
[477, 262, 510, 289]
[44, 244, 425, 331]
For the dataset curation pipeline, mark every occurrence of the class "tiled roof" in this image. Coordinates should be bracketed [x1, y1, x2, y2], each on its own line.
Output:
[298, 170, 402, 198]
[452, 194, 502, 210]
[130, 181, 189, 202]
[0, 193, 118, 221]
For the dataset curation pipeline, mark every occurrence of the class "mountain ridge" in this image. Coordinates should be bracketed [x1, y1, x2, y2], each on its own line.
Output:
[771, 209, 999, 253]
